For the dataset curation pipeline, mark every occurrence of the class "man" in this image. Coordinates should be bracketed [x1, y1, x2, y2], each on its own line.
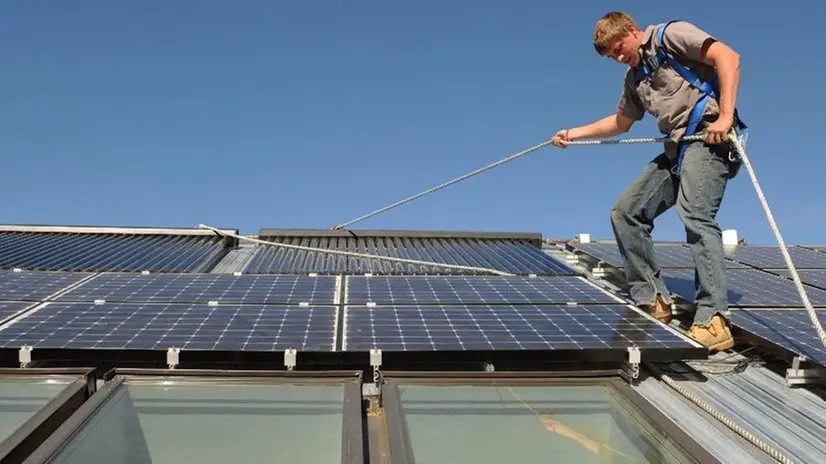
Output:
[551, 12, 744, 352]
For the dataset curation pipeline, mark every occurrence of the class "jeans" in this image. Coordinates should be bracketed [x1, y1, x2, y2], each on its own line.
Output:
[610, 139, 740, 326]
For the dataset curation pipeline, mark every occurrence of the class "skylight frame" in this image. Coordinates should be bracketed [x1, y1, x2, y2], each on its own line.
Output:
[0, 367, 96, 463]
[377, 370, 721, 464]
[19, 368, 365, 464]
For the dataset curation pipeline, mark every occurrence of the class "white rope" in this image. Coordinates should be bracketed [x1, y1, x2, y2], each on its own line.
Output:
[565, 134, 704, 146]
[728, 132, 826, 348]
[196, 224, 515, 276]
[332, 135, 706, 230]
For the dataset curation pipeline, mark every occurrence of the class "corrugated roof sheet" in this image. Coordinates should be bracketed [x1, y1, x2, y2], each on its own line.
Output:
[634, 374, 773, 464]
[244, 229, 574, 275]
[209, 242, 258, 274]
[0, 227, 231, 273]
[639, 358, 826, 464]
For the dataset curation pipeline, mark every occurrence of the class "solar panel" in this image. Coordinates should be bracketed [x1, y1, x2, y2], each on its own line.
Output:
[730, 309, 826, 367]
[570, 242, 744, 268]
[0, 303, 336, 351]
[726, 246, 826, 269]
[661, 269, 826, 307]
[245, 234, 575, 276]
[0, 230, 227, 273]
[0, 270, 91, 301]
[0, 302, 33, 323]
[769, 270, 826, 290]
[343, 304, 698, 353]
[55, 273, 337, 305]
[345, 276, 620, 305]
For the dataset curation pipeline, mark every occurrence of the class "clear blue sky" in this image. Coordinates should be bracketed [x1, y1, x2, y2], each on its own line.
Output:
[2, 1, 823, 244]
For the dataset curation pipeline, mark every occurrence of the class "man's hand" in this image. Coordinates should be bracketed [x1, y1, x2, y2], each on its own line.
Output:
[703, 113, 734, 145]
[551, 129, 571, 148]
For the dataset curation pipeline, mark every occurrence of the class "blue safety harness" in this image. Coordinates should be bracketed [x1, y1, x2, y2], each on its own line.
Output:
[633, 21, 747, 176]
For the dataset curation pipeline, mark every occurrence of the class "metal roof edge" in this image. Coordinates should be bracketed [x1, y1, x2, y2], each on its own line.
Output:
[0, 224, 239, 237]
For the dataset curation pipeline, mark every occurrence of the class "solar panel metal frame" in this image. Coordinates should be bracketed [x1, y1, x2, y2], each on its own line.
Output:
[661, 268, 826, 307]
[341, 303, 706, 361]
[343, 275, 623, 306]
[53, 272, 339, 306]
[728, 308, 826, 368]
[0, 302, 338, 352]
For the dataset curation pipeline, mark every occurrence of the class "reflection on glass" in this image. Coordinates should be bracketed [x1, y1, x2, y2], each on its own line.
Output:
[50, 382, 344, 464]
[400, 385, 695, 463]
[0, 379, 71, 443]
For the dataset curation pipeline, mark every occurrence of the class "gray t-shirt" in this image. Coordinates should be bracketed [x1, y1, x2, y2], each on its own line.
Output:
[617, 21, 721, 158]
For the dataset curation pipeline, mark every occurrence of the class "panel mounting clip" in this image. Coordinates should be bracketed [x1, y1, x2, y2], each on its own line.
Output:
[284, 349, 297, 370]
[592, 265, 607, 279]
[141, 270, 151, 275]
[370, 349, 382, 384]
[623, 347, 641, 383]
[19, 346, 32, 368]
[786, 356, 826, 386]
[166, 347, 180, 369]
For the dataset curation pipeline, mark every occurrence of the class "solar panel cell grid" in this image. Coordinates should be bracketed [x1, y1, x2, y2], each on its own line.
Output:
[244, 236, 576, 276]
[343, 304, 694, 352]
[55, 273, 337, 305]
[727, 246, 826, 269]
[0, 270, 91, 301]
[0, 303, 336, 351]
[0, 302, 33, 323]
[571, 242, 744, 269]
[345, 276, 619, 305]
[731, 309, 826, 367]
[769, 270, 826, 290]
[0, 232, 225, 273]
[662, 269, 826, 307]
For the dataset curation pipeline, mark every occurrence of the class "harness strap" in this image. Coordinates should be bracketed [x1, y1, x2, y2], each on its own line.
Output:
[633, 21, 747, 176]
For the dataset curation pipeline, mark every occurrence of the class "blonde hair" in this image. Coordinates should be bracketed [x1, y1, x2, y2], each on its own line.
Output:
[593, 11, 638, 55]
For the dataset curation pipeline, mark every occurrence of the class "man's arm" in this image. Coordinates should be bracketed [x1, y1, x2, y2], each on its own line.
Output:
[551, 113, 635, 148]
[701, 39, 740, 144]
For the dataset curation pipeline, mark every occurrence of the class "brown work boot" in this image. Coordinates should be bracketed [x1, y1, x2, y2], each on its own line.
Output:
[686, 315, 734, 352]
[639, 294, 672, 323]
